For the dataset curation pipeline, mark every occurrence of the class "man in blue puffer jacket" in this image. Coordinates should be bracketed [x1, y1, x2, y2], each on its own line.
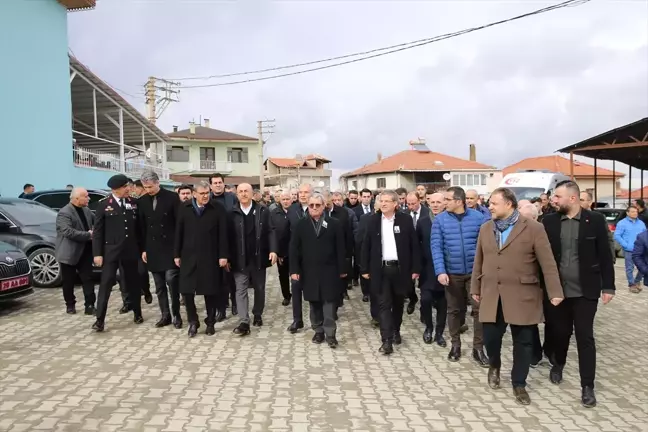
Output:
[431, 186, 488, 365]
[615, 205, 647, 292]
[632, 229, 648, 293]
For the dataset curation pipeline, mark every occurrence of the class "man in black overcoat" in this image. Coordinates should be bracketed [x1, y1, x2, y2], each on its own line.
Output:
[290, 193, 346, 348]
[270, 191, 293, 305]
[174, 181, 230, 337]
[355, 197, 381, 324]
[361, 190, 421, 355]
[139, 171, 183, 329]
[92, 174, 144, 332]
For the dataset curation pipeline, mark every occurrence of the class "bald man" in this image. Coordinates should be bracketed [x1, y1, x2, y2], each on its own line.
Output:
[466, 189, 490, 218]
[517, 199, 531, 209]
[55, 187, 97, 315]
[519, 203, 539, 220]
[229, 183, 278, 335]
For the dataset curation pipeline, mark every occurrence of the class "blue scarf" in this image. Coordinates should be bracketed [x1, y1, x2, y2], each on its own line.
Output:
[493, 209, 519, 248]
[192, 198, 205, 217]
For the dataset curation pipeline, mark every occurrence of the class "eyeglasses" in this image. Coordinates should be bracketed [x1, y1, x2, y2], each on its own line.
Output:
[308, 203, 323, 209]
[195, 192, 210, 196]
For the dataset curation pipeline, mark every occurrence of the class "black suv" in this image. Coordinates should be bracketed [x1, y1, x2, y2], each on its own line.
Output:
[20, 189, 109, 213]
[0, 241, 33, 301]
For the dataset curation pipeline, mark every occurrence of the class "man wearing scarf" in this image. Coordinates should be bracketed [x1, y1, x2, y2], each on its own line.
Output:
[471, 187, 563, 406]
[289, 193, 346, 348]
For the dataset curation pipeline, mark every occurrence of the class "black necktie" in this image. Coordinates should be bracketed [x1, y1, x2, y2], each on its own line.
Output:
[119, 199, 125, 210]
[412, 211, 418, 227]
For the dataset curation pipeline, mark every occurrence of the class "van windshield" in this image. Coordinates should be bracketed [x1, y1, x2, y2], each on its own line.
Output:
[507, 187, 546, 200]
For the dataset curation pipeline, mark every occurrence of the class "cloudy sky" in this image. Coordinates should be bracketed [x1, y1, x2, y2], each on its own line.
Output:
[68, 0, 648, 186]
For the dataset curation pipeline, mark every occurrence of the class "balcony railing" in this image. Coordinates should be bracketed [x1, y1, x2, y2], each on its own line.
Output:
[195, 160, 233, 172]
[73, 144, 169, 180]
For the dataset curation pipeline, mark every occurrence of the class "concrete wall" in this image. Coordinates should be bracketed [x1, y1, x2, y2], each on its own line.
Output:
[0, 0, 72, 197]
[167, 139, 261, 177]
[577, 178, 617, 201]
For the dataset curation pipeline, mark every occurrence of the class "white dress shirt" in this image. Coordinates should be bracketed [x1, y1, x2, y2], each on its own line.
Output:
[381, 214, 399, 261]
[363, 204, 370, 214]
[241, 203, 253, 215]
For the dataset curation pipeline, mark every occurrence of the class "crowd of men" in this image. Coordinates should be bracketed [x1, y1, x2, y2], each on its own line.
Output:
[55, 172, 622, 409]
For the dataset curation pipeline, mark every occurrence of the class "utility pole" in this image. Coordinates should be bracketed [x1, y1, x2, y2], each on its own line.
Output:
[145, 76, 180, 124]
[257, 119, 275, 189]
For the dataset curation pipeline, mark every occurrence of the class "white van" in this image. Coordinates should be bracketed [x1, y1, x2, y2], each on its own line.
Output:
[499, 170, 571, 200]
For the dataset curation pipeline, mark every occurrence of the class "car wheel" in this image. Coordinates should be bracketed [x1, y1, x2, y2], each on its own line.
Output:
[28, 248, 62, 288]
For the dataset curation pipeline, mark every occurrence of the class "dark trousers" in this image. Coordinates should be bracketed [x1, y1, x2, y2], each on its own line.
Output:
[96, 259, 140, 323]
[447, 274, 483, 349]
[531, 297, 555, 363]
[291, 278, 304, 322]
[151, 269, 181, 319]
[60, 246, 96, 308]
[309, 301, 337, 338]
[277, 258, 291, 300]
[218, 271, 236, 312]
[377, 266, 405, 342]
[184, 293, 218, 326]
[352, 260, 360, 283]
[119, 259, 151, 307]
[408, 280, 419, 303]
[420, 289, 447, 334]
[549, 296, 598, 388]
[483, 299, 535, 388]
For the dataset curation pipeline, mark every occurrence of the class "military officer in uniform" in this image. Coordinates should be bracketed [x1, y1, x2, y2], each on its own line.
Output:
[92, 174, 144, 332]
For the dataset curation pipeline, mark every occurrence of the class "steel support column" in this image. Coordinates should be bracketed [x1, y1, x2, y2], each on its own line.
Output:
[612, 160, 616, 208]
[628, 165, 632, 207]
[641, 170, 644, 201]
[593, 158, 598, 204]
[119, 108, 125, 172]
[569, 152, 574, 180]
[92, 89, 98, 138]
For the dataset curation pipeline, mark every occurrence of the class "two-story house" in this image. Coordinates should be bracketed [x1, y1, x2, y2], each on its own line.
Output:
[265, 154, 333, 190]
[166, 120, 263, 186]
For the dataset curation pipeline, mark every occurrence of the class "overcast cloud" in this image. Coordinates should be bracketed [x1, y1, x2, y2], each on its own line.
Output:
[68, 0, 648, 187]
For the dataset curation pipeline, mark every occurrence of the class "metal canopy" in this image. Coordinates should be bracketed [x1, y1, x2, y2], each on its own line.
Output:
[556, 117, 648, 170]
[69, 55, 167, 153]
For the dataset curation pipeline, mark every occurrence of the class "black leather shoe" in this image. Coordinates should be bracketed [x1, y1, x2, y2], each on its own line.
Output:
[231, 305, 238, 316]
[549, 365, 563, 384]
[281, 297, 291, 306]
[448, 345, 461, 362]
[407, 299, 417, 315]
[352, 279, 359, 287]
[205, 324, 215, 336]
[472, 348, 489, 368]
[173, 317, 183, 329]
[119, 305, 131, 314]
[488, 367, 501, 389]
[216, 310, 226, 322]
[423, 328, 433, 344]
[513, 387, 531, 405]
[188, 323, 198, 338]
[287, 321, 304, 334]
[134, 315, 144, 324]
[581, 386, 596, 408]
[66, 306, 76, 314]
[233, 323, 250, 336]
[92, 321, 104, 332]
[312, 333, 325, 344]
[84, 305, 96, 316]
[253, 315, 263, 327]
[435, 334, 447, 348]
[155, 317, 172, 328]
[326, 336, 339, 348]
[379, 341, 394, 355]
[362, 295, 369, 302]
[144, 292, 153, 304]
[393, 331, 402, 345]
[459, 324, 469, 334]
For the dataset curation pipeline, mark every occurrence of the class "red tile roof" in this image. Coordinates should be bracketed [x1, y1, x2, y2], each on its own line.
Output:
[617, 186, 648, 199]
[502, 155, 624, 178]
[341, 150, 495, 178]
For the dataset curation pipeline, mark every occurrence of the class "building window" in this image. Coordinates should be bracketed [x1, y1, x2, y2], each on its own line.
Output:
[452, 173, 488, 187]
[199, 147, 215, 161]
[352, 180, 357, 189]
[481, 174, 487, 185]
[166, 146, 189, 162]
[227, 147, 248, 163]
[377, 177, 386, 188]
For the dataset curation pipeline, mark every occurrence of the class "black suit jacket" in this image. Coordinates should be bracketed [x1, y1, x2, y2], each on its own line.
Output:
[92, 196, 142, 262]
[353, 204, 373, 221]
[270, 206, 291, 258]
[542, 209, 615, 298]
[416, 215, 443, 292]
[138, 188, 180, 272]
[361, 212, 421, 295]
[330, 205, 353, 260]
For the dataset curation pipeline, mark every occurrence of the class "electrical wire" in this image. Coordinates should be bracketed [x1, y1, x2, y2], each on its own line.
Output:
[171, 0, 590, 89]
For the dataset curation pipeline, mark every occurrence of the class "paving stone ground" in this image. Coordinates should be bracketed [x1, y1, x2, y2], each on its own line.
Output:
[0, 260, 646, 432]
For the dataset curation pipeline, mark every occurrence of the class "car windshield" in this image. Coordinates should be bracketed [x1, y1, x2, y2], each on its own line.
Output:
[507, 187, 546, 201]
[1, 201, 57, 226]
[597, 210, 622, 223]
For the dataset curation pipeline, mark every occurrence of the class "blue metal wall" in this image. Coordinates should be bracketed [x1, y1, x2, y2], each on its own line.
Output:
[0, 0, 73, 197]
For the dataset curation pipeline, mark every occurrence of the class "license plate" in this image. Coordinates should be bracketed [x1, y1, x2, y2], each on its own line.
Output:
[0, 276, 29, 291]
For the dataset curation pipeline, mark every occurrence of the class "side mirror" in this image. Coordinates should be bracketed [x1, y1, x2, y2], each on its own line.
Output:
[0, 219, 12, 232]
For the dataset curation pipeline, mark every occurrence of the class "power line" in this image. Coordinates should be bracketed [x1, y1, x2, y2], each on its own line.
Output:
[172, 0, 590, 89]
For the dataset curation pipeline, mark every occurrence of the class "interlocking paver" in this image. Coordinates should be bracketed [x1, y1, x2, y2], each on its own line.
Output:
[0, 260, 646, 431]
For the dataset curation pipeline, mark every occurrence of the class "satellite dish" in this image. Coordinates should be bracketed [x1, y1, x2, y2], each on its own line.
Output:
[442, 173, 451, 181]
[318, 181, 325, 187]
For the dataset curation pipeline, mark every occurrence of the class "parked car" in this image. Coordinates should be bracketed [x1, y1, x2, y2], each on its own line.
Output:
[0, 198, 101, 288]
[0, 240, 33, 301]
[593, 208, 626, 258]
[21, 189, 109, 213]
